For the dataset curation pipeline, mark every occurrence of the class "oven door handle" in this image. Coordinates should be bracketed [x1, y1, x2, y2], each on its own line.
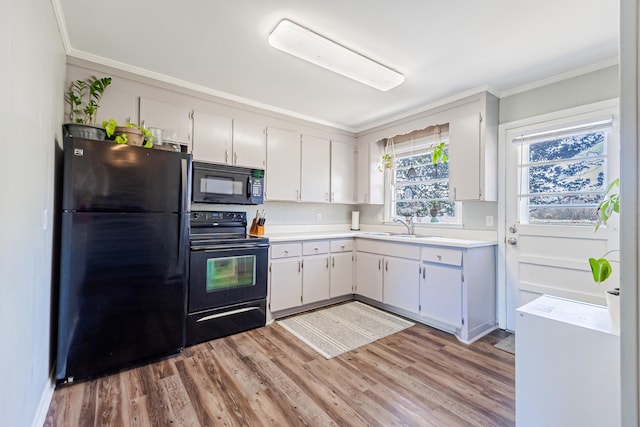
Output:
[196, 307, 261, 322]
[191, 243, 270, 251]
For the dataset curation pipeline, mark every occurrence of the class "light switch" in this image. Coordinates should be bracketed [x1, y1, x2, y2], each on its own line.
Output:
[485, 215, 494, 227]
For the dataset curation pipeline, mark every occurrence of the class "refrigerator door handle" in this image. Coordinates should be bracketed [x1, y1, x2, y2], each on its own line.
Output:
[180, 158, 189, 212]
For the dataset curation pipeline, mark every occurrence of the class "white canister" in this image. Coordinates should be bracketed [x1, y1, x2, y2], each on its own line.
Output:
[149, 127, 163, 145]
[351, 211, 360, 231]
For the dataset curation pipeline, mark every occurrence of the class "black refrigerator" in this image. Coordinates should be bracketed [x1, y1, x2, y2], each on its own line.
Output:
[56, 137, 192, 383]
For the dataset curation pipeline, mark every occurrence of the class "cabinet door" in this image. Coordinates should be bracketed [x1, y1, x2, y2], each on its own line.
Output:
[232, 120, 265, 169]
[449, 112, 481, 200]
[356, 141, 385, 204]
[266, 128, 300, 201]
[383, 257, 420, 313]
[269, 259, 302, 312]
[420, 263, 462, 328]
[139, 97, 193, 149]
[301, 135, 330, 202]
[302, 256, 330, 304]
[331, 140, 355, 204]
[330, 252, 354, 297]
[192, 110, 232, 164]
[355, 252, 383, 301]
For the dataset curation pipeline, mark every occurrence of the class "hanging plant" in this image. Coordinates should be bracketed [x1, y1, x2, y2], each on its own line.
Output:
[377, 138, 396, 172]
[428, 127, 449, 221]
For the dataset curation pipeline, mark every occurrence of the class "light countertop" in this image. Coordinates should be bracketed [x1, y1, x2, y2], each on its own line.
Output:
[264, 230, 497, 248]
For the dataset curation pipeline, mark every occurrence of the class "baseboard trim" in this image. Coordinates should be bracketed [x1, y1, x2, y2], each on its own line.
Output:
[32, 372, 55, 427]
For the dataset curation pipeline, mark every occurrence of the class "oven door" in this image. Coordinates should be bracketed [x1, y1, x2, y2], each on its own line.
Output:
[189, 244, 268, 312]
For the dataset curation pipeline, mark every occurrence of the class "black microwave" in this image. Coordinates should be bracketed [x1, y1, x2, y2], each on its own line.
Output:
[192, 162, 264, 205]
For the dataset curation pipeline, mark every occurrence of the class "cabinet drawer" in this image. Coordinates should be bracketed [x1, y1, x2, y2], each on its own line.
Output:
[421, 246, 462, 266]
[270, 243, 302, 259]
[330, 239, 353, 253]
[302, 241, 330, 255]
[356, 239, 420, 260]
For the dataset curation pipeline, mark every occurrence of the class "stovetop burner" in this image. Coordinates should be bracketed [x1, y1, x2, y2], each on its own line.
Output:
[189, 210, 269, 248]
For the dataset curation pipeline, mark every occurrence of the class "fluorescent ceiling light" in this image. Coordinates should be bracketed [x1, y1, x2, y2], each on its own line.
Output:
[268, 19, 404, 92]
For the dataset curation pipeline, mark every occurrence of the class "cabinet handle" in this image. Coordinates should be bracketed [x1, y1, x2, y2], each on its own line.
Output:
[296, 189, 300, 201]
[378, 259, 381, 270]
[298, 261, 301, 272]
[325, 192, 329, 201]
[437, 255, 442, 261]
[225, 150, 229, 164]
[284, 249, 289, 254]
[314, 247, 319, 251]
[234, 151, 238, 164]
[332, 257, 335, 267]
[423, 266, 426, 279]
[385, 260, 388, 271]
[331, 192, 335, 202]
[326, 258, 329, 268]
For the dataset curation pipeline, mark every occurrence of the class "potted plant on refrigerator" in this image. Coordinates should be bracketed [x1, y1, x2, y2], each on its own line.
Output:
[63, 75, 112, 140]
[102, 119, 154, 148]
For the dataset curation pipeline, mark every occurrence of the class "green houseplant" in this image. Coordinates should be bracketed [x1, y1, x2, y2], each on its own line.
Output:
[588, 178, 620, 283]
[588, 178, 620, 330]
[64, 76, 112, 125]
[428, 140, 449, 222]
[102, 119, 153, 148]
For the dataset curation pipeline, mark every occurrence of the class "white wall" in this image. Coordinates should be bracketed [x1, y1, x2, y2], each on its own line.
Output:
[0, 0, 66, 425]
[499, 65, 618, 124]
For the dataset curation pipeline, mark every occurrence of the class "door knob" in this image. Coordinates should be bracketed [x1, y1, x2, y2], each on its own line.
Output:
[509, 225, 518, 233]
[507, 237, 518, 246]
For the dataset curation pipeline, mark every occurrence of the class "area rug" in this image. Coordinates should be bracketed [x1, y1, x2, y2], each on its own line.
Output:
[277, 302, 414, 359]
[495, 334, 515, 354]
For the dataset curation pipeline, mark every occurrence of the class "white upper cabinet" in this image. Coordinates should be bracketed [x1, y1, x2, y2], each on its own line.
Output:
[356, 140, 384, 204]
[191, 110, 232, 164]
[448, 93, 498, 201]
[232, 120, 266, 169]
[266, 127, 300, 202]
[139, 97, 193, 149]
[330, 140, 355, 204]
[301, 135, 331, 203]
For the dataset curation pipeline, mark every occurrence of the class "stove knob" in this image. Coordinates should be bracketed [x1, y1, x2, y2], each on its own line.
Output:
[192, 212, 200, 220]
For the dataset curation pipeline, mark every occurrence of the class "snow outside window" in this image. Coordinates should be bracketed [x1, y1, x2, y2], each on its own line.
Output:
[388, 138, 461, 224]
[515, 119, 613, 225]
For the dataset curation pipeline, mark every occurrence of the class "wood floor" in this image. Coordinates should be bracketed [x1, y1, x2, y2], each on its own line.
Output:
[45, 319, 515, 427]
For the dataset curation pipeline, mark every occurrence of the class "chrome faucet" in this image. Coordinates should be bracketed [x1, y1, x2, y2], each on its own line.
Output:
[393, 216, 414, 235]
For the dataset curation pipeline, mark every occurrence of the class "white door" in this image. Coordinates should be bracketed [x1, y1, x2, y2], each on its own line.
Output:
[265, 127, 300, 201]
[191, 110, 232, 164]
[232, 120, 266, 169]
[330, 253, 353, 297]
[302, 256, 330, 304]
[501, 104, 619, 331]
[301, 135, 330, 202]
[269, 259, 302, 312]
[383, 257, 420, 313]
[330, 140, 355, 203]
[355, 252, 383, 301]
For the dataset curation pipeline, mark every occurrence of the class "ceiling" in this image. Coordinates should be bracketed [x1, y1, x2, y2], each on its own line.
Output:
[55, 0, 619, 132]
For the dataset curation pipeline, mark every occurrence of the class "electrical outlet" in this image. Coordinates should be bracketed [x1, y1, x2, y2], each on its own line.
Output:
[485, 215, 494, 227]
[316, 213, 322, 223]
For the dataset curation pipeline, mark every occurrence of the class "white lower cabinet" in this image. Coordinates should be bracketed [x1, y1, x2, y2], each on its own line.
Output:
[302, 255, 330, 304]
[330, 252, 353, 297]
[354, 252, 383, 301]
[354, 238, 496, 344]
[269, 258, 302, 312]
[384, 257, 420, 314]
[269, 239, 354, 314]
[420, 263, 462, 328]
[355, 239, 420, 310]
